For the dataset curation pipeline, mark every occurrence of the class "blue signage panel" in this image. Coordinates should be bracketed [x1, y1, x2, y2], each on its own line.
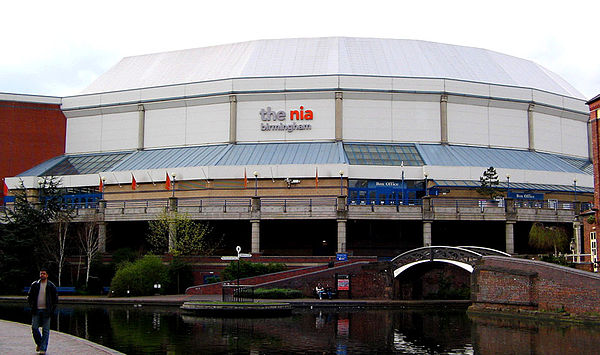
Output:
[508, 192, 544, 200]
[336, 253, 348, 261]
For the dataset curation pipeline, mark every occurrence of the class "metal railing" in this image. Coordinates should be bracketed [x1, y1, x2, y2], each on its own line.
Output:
[222, 284, 254, 302]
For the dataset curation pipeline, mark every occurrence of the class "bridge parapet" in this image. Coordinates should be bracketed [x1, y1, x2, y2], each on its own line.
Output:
[390, 246, 509, 278]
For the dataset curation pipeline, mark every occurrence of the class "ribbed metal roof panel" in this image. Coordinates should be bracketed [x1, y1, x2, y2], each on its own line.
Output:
[80, 37, 583, 99]
[216, 142, 344, 166]
[111, 145, 229, 171]
[417, 144, 588, 174]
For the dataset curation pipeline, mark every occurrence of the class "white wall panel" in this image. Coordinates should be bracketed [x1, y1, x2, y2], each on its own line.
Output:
[100, 112, 139, 151]
[489, 85, 532, 102]
[488, 107, 528, 149]
[339, 76, 392, 91]
[237, 98, 334, 142]
[62, 95, 101, 110]
[393, 78, 444, 92]
[185, 103, 230, 145]
[343, 99, 392, 141]
[185, 80, 232, 96]
[237, 99, 285, 142]
[447, 103, 489, 146]
[66, 115, 102, 153]
[391, 100, 440, 143]
[101, 90, 141, 106]
[285, 76, 338, 90]
[140, 85, 186, 102]
[233, 77, 285, 92]
[532, 90, 563, 108]
[561, 118, 589, 158]
[445, 80, 490, 97]
[562, 96, 588, 114]
[145, 107, 186, 148]
[533, 112, 561, 154]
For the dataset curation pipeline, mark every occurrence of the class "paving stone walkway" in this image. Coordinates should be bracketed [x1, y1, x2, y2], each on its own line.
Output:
[0, 319, 124, 355]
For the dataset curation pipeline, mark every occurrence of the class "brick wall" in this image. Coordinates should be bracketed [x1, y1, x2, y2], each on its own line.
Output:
[471, 256, 600, 315]
[0, 100, 66, 201]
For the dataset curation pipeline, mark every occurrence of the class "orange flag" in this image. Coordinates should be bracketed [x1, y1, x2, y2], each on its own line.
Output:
[99, 177, 104, 193]
[315, 167, 319, 189]
[244, 168, 248, 188]
[131, 173, 137, 190]
[2, 179, 8, 196]
[165, 172, 171, 190]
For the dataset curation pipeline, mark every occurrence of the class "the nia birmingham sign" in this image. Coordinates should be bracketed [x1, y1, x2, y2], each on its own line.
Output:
[260, 106, 313, 133]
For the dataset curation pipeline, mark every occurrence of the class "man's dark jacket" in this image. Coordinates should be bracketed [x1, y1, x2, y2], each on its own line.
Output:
[27, 280, 58, 314]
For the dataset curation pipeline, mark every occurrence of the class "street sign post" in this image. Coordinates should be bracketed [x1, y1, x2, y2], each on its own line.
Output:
[221, 246, 253, 287]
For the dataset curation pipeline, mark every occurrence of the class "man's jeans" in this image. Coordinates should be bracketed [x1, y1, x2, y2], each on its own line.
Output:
[32, 309, 51, 351]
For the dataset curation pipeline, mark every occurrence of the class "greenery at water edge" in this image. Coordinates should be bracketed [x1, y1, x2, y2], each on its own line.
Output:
[221, 260, 287, 281]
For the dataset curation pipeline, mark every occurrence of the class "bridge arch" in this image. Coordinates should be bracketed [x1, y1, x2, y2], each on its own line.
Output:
[391, 246, 509, 277]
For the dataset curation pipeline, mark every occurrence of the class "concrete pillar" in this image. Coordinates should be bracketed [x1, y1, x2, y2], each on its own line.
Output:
[97, 222, 107, 253]
[97, 200, 106, 253]
[440, 94, 448, 144]
[573, 220, 582, 262]
[505, 221, 515, 254]
[229, 95, 237, 144]
[337, 219, 347, 253]
[335, 92, 343, 141]
[423, 221, 432, 247]
[251, 219, 260, 253]
[137, 104, 145, 150]
[528, 103, 535, 151]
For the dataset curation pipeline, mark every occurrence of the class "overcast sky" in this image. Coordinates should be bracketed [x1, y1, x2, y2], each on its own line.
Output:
[1, 0, 598, 100]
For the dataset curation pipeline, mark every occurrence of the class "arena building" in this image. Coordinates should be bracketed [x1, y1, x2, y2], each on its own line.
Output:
[5, 37, 594, 258]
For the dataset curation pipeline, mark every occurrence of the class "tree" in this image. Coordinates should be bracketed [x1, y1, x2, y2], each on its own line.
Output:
[476, 166, 503, 200]
[528, 223, 570, 255]
[147, 210, 216, 256]
[2, 177, 75, 287]
[1, 179, 58, 293]
[78, 218, 101, 288]
[37, 177, 75, 287]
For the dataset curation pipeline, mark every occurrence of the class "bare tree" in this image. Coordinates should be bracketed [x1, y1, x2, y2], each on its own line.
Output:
[78, 218, 100, 287]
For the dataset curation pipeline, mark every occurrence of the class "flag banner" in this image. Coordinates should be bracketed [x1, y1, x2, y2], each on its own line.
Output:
[131, 173, 137, 190]
[244, 168, 248, 188]
[315, 167, 319, 189]
[165, 172, 171, 190]
[99, 177, 104, 192]
[2, 180, 8, 196]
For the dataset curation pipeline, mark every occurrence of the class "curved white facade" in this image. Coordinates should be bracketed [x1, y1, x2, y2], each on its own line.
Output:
[49, 37, 593, 190]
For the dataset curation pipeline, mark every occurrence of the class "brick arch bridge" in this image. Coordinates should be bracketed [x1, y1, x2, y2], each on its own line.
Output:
[391, 246, 511, 277]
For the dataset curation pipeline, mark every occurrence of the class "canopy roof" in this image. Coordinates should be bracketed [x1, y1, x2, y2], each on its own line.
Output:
[81, 37, 583, 99]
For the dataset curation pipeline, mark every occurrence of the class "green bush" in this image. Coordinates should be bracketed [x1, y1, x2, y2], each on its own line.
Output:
[109, 255, 168, 296]
[253, 288, 303, 299]
[221, 260, 287, 281]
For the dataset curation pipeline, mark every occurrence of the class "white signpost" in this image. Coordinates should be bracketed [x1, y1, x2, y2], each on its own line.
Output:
[220, 246, 252, 286]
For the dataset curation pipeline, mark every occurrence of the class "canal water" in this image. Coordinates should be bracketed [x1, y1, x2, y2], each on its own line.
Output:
[1, 302, 600, 354]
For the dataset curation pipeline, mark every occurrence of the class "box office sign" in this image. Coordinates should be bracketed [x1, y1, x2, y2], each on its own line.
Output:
[259, 106, 313, 133]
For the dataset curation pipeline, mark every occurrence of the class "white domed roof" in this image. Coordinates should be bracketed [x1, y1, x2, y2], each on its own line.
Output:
[82, 37, 583, 99]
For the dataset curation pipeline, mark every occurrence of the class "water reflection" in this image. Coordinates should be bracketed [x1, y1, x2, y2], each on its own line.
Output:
[1, 302, 599, 354]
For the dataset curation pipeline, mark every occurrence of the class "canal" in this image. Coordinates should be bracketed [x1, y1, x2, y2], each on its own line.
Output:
[1, 302, 600, 354]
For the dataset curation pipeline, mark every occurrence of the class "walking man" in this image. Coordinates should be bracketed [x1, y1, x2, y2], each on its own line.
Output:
[27, 268, 58, 354]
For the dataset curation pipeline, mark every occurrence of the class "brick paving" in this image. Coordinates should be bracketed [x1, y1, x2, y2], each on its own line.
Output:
[0, 319, 124, 354]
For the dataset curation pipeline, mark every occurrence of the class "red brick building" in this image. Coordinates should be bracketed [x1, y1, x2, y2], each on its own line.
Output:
[583, 93, 600, 271]
[0, 93, 66, 203]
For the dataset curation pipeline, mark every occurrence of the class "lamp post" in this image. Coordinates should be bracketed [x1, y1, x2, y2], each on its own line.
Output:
[423, 171, 428, 197]
[339, 170, 344, 196]
[573, 178, 577, 203]
[253, 171, 258, 196]
[506, 174, 511, 197]
[153, 282, 161, 295]
[401, 161, 405, 205]
[171, 172, 176, 198]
